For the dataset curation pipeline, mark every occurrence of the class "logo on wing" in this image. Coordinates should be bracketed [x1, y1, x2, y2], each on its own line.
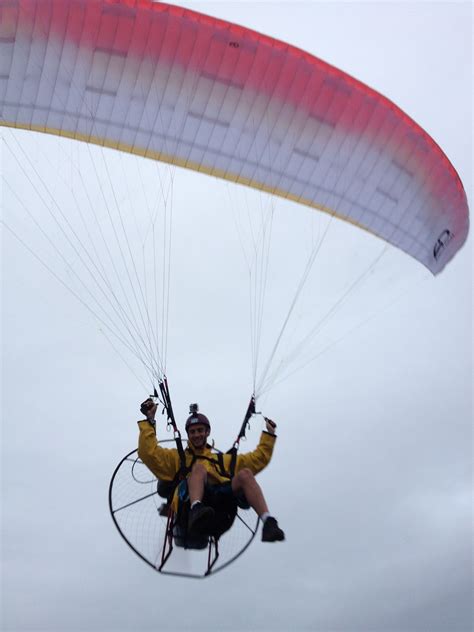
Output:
[433, 229, 454, 261]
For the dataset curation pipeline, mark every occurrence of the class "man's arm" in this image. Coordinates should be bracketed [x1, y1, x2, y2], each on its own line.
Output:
[137, 399, 180, 480]
[233, 418, 278, 475]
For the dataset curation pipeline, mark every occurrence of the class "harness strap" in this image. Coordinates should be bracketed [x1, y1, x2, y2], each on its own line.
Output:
[185, 448, 231, 480]
[158, 378, 187, 473]
[228, 396, 255, 478]
[216, 452, 230, 479]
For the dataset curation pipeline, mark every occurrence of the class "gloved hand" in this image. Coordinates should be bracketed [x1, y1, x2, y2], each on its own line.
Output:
[140, 398, 158, 422]
[264, 417, 277, 434]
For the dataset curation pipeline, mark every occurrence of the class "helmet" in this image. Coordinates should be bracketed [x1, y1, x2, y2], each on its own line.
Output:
[185, 403, 211, 433]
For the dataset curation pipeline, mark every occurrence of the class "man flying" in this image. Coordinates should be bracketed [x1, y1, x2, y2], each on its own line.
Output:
[137, 399, 285, 543]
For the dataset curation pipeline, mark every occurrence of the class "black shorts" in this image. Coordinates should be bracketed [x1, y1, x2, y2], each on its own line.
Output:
[177, 480, 250, 538]
[203, 482, 250, 511]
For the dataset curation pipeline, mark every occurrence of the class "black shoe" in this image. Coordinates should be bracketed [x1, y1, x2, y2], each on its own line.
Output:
[158, 502, 169, 517]
[188, 503, 215, 535]
[261, 517, 285, 542]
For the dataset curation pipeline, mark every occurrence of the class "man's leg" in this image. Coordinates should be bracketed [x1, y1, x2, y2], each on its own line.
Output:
[187, 462, 207, 504]
[187, 463, 215, 534]
[231, 468, 269, 515]
[232, 468, 285, 542]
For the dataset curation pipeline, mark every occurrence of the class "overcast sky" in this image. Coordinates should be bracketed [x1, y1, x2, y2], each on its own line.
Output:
[1, 2, 472, 632]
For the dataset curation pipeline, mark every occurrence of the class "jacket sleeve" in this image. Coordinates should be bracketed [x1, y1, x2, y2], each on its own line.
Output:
[234, 431, 276, 475]
[137, 420, 180, 481]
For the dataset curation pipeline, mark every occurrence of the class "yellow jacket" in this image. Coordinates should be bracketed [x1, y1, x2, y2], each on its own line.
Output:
[137, 420, 276, 510]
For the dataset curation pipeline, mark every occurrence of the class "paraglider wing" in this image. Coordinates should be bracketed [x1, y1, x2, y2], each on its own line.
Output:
[0, 0, 468, 274]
